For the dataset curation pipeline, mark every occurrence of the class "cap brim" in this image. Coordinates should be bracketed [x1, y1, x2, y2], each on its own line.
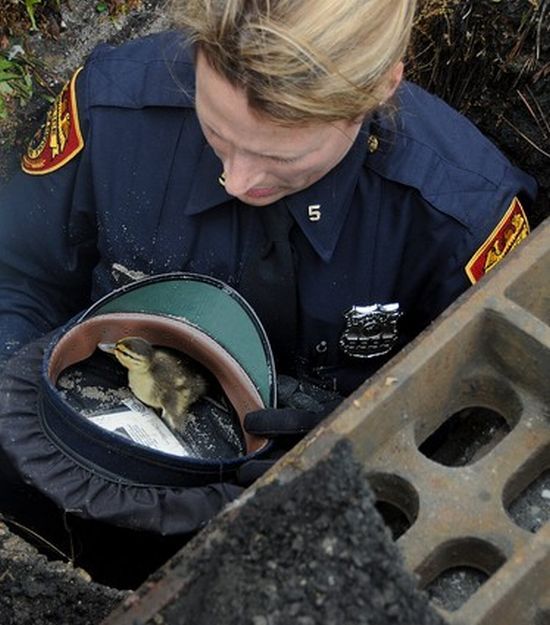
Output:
[80, 273, 277, 408]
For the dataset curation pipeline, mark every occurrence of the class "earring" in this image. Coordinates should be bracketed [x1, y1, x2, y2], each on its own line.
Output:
[218, 171, 226, 187]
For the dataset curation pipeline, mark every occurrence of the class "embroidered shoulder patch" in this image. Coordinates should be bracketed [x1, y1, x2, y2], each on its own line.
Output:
[21, 67, 84, 175]
[465, 197, 530, 284]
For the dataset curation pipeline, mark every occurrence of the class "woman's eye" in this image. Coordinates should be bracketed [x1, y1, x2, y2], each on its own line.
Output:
[271, 155, 299, 164]
[203, 124, 300, 164]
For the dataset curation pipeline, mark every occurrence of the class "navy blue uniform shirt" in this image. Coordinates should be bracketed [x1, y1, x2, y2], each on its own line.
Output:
[0, 32, 537, 394]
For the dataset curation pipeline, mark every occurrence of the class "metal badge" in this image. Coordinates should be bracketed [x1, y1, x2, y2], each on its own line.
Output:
[339, 303, 402, 359]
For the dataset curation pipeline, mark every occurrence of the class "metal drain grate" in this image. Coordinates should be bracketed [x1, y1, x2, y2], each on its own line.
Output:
[317, 217, 550, 624]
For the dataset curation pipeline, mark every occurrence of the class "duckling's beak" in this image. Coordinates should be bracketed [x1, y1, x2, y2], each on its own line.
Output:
[97, 342, 116, 354]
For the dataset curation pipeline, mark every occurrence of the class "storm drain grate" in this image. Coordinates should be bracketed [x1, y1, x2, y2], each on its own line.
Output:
[320, 217, 550, 624]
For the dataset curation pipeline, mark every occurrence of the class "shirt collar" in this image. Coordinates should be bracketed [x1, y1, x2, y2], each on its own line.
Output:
[184, 123, 371, 263]
[184, 141, 233, 214]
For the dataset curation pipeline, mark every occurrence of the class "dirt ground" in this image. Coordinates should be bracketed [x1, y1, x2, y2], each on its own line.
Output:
[408, 0, 550, 227]
[0, 0, 172, 183]
[0, 1, 548, 624]
[0, 521, 126, 625]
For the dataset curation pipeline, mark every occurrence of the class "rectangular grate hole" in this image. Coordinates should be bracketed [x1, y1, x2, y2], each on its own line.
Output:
[418, 407, 511, 467]
[507, 469, 550, 533]
[425, 566, 488, 612]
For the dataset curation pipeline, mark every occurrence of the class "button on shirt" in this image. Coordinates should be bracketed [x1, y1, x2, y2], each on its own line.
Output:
[0, 32, 537, 394]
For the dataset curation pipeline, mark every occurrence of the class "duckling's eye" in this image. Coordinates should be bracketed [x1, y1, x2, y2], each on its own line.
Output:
[116, 346, 140, 361]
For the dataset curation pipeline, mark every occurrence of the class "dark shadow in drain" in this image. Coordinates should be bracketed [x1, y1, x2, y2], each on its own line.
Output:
[419, 407, 511, 467]
[425, 566, 488, 612]
[375, 501, 411, 540]
[367, 473, 419, 540]
[417, 537, 506, 613]
[507, 468, 550, 533]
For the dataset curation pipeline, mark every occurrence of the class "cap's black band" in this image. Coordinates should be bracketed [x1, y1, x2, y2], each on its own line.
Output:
[38, 377, 244, 487]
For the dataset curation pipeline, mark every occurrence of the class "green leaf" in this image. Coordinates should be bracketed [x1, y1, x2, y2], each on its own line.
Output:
[0, 58, 22, 83]
[0, 82, 15, 97]
[0, 98, 8, 120]
[25, 0, 44, 31]
[0, 57, 16, 71]
[0, 73, 21, 82]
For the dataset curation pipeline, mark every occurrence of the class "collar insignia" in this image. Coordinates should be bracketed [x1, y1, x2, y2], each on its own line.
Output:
[339, 303, 402, 359]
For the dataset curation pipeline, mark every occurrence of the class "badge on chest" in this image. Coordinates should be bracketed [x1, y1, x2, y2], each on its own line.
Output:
[339, 303, 402, 359]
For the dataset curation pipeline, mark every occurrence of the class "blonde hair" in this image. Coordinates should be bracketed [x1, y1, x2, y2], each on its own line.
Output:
[173, 0, 417, 125]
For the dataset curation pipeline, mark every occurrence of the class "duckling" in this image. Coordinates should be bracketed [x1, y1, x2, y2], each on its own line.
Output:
[98, 336, 208, 432]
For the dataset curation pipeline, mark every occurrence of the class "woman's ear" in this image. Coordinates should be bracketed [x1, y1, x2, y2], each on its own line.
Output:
[383, 61, 404, 102]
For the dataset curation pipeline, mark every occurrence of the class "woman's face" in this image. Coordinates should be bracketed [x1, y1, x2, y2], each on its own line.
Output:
[195, 51, 363, 206]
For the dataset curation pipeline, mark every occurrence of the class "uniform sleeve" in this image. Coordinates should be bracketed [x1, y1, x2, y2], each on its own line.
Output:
[406, 172, 536, 339]
[0, 68, 98, 368]
[375, 82, 539, 344]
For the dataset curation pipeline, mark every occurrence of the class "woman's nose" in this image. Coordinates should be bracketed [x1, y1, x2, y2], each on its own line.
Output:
[222, 153, 266, 196]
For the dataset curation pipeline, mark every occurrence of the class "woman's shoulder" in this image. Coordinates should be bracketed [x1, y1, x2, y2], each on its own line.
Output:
[80, 30, 196, 110]
[364, 81, 536, 231]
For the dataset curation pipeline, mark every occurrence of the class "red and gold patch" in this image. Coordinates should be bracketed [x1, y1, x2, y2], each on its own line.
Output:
[465, 197, 530, 284]
[21, 67, 84, 175]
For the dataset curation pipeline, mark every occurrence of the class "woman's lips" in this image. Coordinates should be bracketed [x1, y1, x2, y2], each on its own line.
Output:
[245, 187, 279, 199]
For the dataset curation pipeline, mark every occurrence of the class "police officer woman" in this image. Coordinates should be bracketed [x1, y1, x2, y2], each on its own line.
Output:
[0, 0, 537, 583]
